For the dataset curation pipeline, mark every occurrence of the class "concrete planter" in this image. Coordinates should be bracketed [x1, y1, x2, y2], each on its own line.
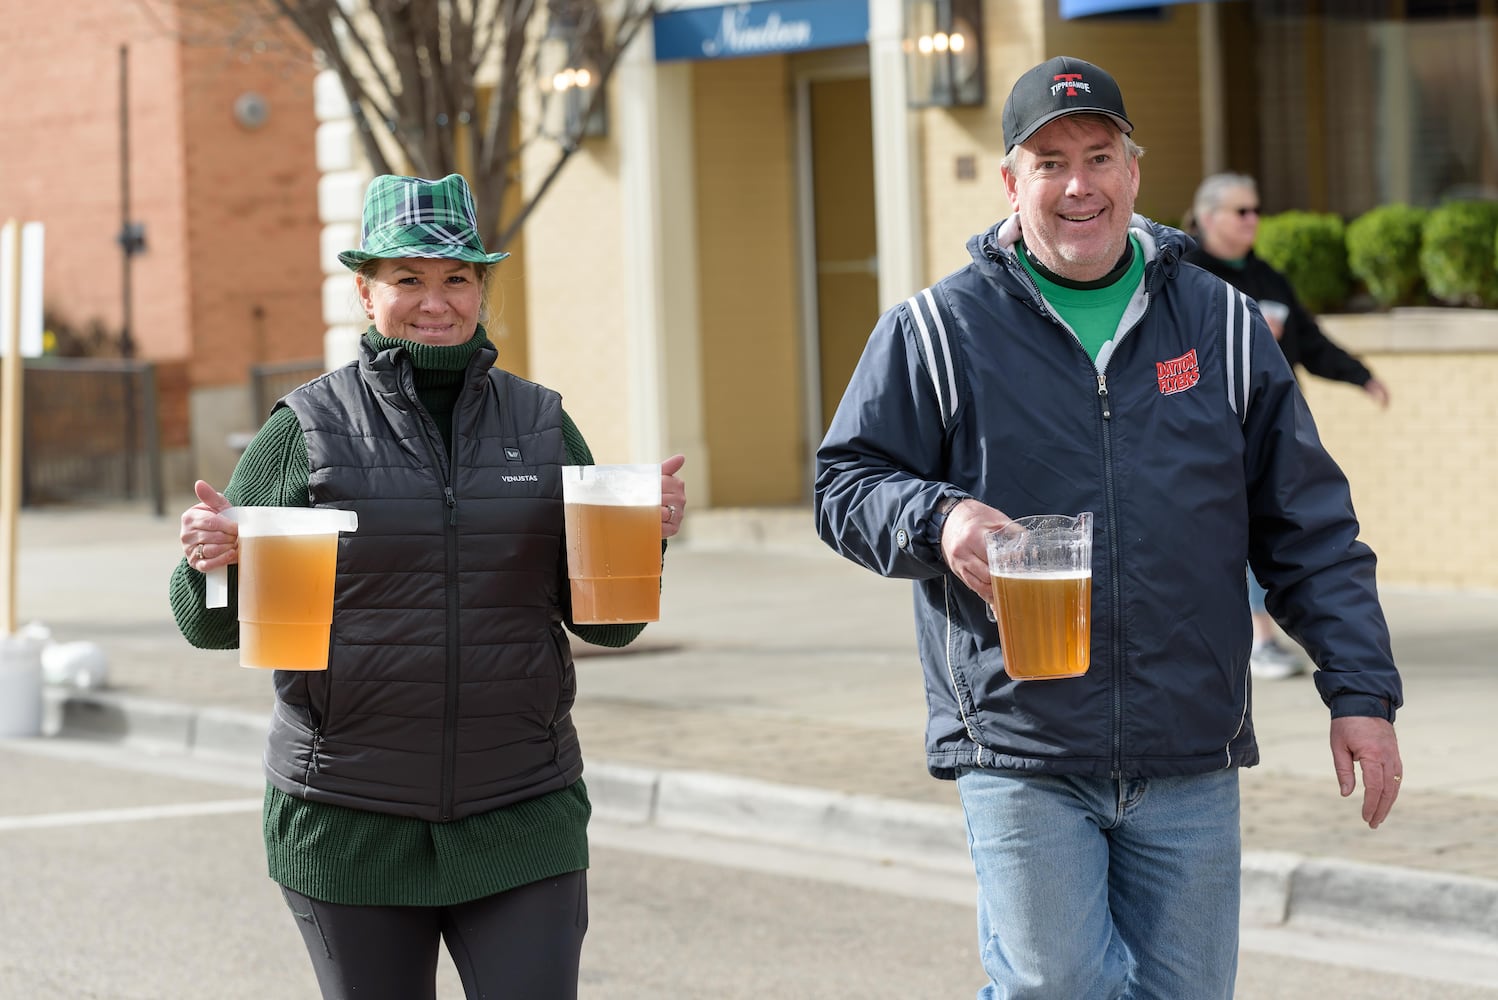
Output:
[1319, 307, 1498, 352]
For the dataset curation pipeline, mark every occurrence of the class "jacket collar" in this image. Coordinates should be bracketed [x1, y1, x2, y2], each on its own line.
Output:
[970, 214, 1189, 299]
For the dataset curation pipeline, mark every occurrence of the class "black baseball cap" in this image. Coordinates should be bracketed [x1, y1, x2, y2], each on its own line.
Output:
[1002, 56, 1134, 152]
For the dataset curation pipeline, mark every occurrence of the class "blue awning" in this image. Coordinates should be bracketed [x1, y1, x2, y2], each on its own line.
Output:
[1059, 0, 1204, 18]
[654, 0, 870, 63]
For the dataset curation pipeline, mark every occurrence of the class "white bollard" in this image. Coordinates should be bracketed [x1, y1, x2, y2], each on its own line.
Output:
[0, 632, 44, 737]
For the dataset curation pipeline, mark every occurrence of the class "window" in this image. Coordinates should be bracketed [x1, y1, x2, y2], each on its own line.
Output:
[1253, 4, 1498, 214]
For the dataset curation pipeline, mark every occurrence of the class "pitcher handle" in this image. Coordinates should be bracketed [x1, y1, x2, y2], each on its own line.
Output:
[205, 566, 229, 609]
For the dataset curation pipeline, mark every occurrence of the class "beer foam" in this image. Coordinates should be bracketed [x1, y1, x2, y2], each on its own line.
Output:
[990, 570, 1091, 580]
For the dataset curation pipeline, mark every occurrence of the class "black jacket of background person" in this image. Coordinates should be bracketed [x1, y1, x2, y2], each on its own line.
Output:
[1183, 247, 1373, 389]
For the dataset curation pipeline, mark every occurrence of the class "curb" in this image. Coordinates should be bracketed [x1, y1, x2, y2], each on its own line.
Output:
[40, 689, 1498, 951]
[587, 762, 972, 868]
[44, 688, 270, 760]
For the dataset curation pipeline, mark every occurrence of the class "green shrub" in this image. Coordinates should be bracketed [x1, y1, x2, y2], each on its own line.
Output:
[1419, 200, 1498, 307]
[1345, 204, 1428, 309]
[1255, 211, 1351, 313]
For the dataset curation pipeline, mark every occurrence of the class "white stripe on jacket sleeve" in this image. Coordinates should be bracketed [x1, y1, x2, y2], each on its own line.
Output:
[1223, 285, 1253, 422]
[907, 289, 959, 426]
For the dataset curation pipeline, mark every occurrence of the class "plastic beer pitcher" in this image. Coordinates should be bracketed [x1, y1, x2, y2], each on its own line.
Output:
[562, 464, 662, 624]
[205, 506, 358, 670]
[984, 512, 1094, 680]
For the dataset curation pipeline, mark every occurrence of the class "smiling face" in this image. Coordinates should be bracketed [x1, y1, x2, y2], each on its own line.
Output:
[1002, 115, 1141, 282]
[356, 258, 484, 347]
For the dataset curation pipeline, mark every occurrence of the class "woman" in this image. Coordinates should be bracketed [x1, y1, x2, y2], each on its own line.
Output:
[169, 172, 686, 999]
[1183, 172, 1386, 680]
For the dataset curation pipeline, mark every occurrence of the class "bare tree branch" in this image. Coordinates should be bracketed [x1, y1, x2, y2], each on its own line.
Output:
[199, 0, 656, 252]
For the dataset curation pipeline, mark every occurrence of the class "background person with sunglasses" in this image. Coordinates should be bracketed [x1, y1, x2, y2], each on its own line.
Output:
[1184, 172, 1390, 680]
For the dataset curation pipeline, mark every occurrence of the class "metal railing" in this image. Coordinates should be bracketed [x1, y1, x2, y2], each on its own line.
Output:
[10, 358, 328, 508]
[248, 358, 325, 425]
[16, 358, 163, 514]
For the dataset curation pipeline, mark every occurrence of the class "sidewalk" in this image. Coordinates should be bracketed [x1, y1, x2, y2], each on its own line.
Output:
[12, 501, 1498, 952]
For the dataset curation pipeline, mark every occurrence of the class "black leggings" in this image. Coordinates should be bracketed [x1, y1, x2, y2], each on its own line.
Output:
[280, 871, 588, 1000]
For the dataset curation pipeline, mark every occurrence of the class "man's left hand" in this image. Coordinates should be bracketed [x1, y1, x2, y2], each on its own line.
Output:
[1329, 715, 1402, 829]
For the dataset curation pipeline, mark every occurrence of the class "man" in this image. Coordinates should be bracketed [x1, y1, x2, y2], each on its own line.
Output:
[1184, 173, 1391, 681]
[814, 56, 1403, 999]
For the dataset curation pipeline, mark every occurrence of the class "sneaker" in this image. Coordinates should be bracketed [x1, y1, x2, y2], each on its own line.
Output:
[1250, 641, 1306, 680]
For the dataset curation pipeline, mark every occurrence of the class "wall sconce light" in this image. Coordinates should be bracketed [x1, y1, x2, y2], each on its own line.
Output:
[539, 4, 608, 146]
[903, 0, 985, 108]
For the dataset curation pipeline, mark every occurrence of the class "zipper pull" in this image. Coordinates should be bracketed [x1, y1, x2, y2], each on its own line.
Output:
[1097, 375, 1112, 419]
[444, 486, 458, 526]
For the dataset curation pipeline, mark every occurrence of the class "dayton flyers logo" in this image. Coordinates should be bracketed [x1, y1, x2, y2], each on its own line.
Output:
[1156, 349, 1201, 395]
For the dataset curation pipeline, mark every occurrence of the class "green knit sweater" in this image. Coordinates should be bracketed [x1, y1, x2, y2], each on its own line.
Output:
[168, 327, 648, 906]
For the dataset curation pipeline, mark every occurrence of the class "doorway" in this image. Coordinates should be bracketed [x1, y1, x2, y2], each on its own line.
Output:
[795, 58, 880, 477]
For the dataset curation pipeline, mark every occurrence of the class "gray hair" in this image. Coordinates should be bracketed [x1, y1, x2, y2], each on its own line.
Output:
[1000, 114, 1146, 174]
[1191, 172, 1257, 221]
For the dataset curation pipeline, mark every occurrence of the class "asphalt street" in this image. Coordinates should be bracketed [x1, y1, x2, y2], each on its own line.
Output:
[5, 501, 1498, 996]
[3, 735, 1496, 999]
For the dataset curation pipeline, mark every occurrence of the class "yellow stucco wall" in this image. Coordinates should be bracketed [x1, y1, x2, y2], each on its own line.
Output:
[520, 52, 810, 505]
[918, 4, 1044, 282]
[1302, 314, 1498, 589]
[521, 139, 634, 462]
[692, 56, 808, 506]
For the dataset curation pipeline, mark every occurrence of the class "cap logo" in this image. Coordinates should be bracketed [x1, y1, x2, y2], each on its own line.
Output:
[1051, 73, 1089, 97]
[1003, 57, 1133, 152]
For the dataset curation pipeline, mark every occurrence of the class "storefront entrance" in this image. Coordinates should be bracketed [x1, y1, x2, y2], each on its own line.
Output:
[645, 0, 913, 507]
[797, 68, 881, 440]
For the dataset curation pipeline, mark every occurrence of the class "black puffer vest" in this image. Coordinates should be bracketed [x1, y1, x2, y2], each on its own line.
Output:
[263, 340, 579, 822]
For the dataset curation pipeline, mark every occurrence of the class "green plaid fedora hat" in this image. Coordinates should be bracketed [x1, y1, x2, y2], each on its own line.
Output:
[337, 173, 510, 270]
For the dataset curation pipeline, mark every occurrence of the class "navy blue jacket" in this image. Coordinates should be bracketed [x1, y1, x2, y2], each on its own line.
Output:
[815, 215, 1402, 780]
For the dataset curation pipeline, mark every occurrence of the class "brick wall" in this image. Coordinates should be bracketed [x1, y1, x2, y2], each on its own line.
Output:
[175, 5, 323, 389]
[0, 3, 188, 358]
[0, 2, 322, 497]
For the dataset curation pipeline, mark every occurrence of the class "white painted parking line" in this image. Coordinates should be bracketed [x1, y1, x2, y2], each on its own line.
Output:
[0, 798, 262, 832]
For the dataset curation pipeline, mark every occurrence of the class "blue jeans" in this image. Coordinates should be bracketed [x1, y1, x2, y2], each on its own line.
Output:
[1247, 567, 1267, 615]
[956, 768, 1241, 1000]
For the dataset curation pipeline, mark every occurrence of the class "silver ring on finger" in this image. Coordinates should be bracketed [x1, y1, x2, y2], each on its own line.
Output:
[194, 543, 205, 563]
[667, 504, 677, 522]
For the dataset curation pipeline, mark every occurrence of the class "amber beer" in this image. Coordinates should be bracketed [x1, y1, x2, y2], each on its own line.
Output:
[985, 512, 1094, 682]
[238, 532, 340, 670]
[990, 570, 1092, 680]
[565, 501, 661, 623]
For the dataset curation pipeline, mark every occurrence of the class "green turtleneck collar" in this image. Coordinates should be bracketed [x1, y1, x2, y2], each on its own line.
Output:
[364, 325, 491, 380]
[362, 325, 493, 451]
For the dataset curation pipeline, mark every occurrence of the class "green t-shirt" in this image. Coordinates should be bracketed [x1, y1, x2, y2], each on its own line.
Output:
[1017, 234, 1146, 364]
[168, 327, 647, 905]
